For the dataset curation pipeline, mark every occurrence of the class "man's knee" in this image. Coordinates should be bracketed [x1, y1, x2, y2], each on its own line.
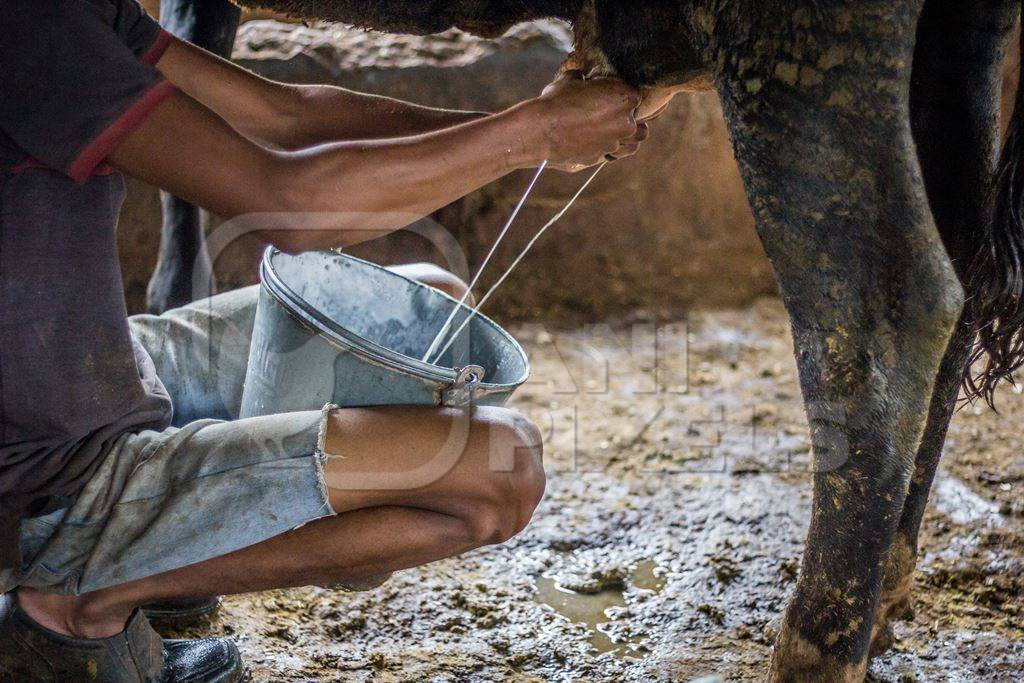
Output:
[464, 409, 546, 545]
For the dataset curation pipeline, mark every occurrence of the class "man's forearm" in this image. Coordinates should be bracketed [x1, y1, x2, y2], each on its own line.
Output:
[157, 38, 488, 151]
[275, 85, 489, 149]
[261, 101, 544, 252]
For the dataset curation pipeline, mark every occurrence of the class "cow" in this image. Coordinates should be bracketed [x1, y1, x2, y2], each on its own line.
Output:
[150, 1, 1022, 681]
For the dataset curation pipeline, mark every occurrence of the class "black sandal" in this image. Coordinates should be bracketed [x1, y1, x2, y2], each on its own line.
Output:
[0, 593, 243, 682]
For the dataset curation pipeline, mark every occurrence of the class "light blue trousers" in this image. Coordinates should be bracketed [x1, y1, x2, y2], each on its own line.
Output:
[1, 287, 335, 595]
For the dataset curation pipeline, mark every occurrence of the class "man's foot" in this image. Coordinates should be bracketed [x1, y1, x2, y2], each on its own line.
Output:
[0, 593, 243, 682]
[143, 597, 222, 630]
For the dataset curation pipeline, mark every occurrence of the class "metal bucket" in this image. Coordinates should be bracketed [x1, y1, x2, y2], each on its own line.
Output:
[239, 248, 531, 417]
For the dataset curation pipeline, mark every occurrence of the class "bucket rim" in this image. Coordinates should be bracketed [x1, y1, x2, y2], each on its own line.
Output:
[259, 247, 531, 389]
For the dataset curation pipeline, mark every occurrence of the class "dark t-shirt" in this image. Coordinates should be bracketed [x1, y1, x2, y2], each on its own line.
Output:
[0, 0, 177, 567]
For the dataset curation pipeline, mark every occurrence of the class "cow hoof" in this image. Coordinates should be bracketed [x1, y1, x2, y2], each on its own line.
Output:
[769, 626, 868, 683]
[868, 621, 895, 659]
[763, 612, 783, 643]
[869, 574, 916, 659]
[867, 595, 914, 659]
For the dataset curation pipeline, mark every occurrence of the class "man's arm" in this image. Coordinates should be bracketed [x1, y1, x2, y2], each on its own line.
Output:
[108, 78, 641, 254]
[154, 36, 488, 149]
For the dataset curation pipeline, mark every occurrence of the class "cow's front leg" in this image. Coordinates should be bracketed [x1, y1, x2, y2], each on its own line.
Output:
[147, 0, 241, 313]
[700, 1, 963, 679]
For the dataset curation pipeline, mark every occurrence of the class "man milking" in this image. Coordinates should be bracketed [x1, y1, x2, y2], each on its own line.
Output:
[0, 1, 670, 680]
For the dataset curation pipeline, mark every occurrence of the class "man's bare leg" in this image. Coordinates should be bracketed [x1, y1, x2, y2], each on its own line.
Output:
[17, 405, 544, 638]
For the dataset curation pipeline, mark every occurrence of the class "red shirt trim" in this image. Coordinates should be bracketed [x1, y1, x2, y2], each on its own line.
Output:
[141, 29, 173, 66]
[12, 157, 117, 177]
[66, 80, 177, 184]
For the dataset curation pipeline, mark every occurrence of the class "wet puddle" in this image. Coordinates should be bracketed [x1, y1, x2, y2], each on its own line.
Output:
[534, 561, 665, 658]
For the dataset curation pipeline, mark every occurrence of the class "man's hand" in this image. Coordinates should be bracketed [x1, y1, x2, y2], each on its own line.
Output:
[527, 72, 646, 172]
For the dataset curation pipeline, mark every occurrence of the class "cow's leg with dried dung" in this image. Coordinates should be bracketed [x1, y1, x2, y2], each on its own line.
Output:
[701, 1, 963, 679]
[871, 0, 1019, 658]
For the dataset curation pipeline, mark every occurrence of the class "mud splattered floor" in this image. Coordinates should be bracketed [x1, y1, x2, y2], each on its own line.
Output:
[171, 300, 1023, 681]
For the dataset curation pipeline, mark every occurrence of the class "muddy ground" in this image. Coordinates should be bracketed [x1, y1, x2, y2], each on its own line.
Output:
[170, 299, 1022, 681]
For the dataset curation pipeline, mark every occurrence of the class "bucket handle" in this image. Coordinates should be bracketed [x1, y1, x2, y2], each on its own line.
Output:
[441, 365, 486, 407]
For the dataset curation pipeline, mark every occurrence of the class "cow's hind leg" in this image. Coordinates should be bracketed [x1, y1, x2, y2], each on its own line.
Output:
[148, 0, 242, 313]
[871, 0, 1019, 656]
[700, 1, 962, 679]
